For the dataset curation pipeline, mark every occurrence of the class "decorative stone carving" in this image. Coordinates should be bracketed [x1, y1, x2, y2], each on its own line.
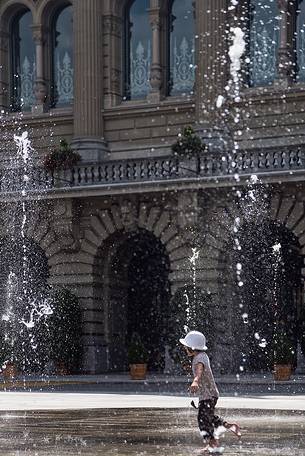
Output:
[34, 79, 47, 105]
[53, 200, 82, 252]
[103, 15, 122, 37]
[121, 200, 137, 232]
[148, 8, 162, 96]
[31, 25, 48, 110]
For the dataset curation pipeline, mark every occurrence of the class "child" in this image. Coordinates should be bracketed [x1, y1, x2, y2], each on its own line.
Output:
[180, 330, 241, 454]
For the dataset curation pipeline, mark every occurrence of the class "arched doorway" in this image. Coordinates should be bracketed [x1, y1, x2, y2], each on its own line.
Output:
[98, 229, 171, 372]
[0, 237, 49, 371]
[232, 221, 302, 372]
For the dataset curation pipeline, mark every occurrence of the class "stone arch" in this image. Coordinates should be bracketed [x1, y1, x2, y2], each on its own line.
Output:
[202, 189, 305, 373]
[0, 1, 35, 27]
[37, 0, 73, 24]
[70, 200, 191, 373]
[80, 202, 190, 287]
[269, 192, 305, 255]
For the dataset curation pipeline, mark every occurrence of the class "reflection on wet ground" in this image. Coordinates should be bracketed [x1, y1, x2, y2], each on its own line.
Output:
[0, 408, 303, 455]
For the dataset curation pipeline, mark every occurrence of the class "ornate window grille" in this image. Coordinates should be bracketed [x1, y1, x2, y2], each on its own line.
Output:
[296, 0, 305, 82]
[169, 0, 195, 96]
[11, 11, 36, 111]
[124, 0, 152, 100]
[249, 0, 280, 87]
[51, 5, 74, 107]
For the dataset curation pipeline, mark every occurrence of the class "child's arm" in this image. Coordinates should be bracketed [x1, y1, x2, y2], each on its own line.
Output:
[190, 362, 204, 393]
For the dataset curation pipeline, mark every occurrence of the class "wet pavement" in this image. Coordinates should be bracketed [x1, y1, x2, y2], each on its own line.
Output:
[0, 408, 304, 456]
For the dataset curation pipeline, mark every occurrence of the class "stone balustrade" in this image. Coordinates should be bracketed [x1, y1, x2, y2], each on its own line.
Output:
[0, 146, 304, 197]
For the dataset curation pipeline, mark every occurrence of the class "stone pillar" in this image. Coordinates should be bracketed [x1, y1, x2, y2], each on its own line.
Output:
[148, 0, 162, 103]
[0, 30, 9, 110]
[103, 15, 122, 108]
[72, 0, 108, 162]
[276, 0, 293, 86]
[194, 0, 228, 150]
[31, 25, 48, 114]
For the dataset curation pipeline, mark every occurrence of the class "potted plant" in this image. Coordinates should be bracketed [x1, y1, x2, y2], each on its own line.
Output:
[128, 333, 148, 380]
[43, 139, 81, 173]
[171, 126, 207, 175]
[49, 288, 82, 375]
[273, 327, 295, 381]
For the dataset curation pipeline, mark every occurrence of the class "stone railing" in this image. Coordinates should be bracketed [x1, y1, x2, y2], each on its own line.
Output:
[0, 146, 304, 196]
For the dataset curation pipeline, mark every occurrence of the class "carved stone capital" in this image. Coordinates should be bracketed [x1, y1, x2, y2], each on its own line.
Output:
[149, 8, 161, 31]
[31, 25, 48, 44]
[53, 200, 82, 252]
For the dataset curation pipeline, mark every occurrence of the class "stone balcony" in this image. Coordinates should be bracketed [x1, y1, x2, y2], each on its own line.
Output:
[1, 145, 305, 200]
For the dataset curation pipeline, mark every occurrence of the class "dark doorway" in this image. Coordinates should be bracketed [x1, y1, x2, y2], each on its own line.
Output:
[234, 222, 302, 372]
[108, 229, 170, 372]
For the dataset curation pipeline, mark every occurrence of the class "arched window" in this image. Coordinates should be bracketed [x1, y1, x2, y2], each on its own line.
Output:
[168, 0, 195, 96]
[296, 0, 305, 82]
[51, 5, 73, 107]
[249, 0, 280, 87]
[11, 10, 35, 111]
[124, 0, 152, 100]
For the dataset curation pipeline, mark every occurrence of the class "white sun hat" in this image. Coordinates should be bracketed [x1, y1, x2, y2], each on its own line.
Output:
[179, 330, 207, 351]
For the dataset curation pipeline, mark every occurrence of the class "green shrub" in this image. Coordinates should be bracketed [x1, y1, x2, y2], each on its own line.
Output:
[128, 333, 148, 364]
[172, 126, 207, 158]
[49, 288, 82, 373]
[274, 326, 295, 365]
[44, 139, 81, 172]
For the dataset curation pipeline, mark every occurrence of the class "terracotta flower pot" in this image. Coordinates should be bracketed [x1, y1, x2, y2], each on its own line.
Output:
[273, 364, 292, 381]
[3, 363, 18, 380]
[129, 363, 147, 380]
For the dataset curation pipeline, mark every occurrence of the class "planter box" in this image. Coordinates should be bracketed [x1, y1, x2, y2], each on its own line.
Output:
[273, 364, 292, 381]
[129, 363, 147, 380]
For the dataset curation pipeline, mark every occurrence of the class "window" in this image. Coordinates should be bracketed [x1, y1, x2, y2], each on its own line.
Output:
[168, 0, 195, 96]
[296, 0, 305, 82]
[11, 10, 35, 111]
[51, 5, 73, 107]
[124, 0, 152, 100]
[249, 0, 280, 87]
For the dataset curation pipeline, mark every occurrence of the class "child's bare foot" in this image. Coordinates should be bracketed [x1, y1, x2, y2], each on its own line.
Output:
[227, 423, 241, 438]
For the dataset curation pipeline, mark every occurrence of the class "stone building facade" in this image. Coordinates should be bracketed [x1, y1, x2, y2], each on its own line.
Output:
[0, 0, 305, 374]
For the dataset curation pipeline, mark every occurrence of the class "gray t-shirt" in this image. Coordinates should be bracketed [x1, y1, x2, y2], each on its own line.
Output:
[192, 352, 219, 400]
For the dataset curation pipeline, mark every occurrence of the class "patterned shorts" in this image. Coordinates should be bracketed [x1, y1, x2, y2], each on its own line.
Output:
[197, 397, 226, 441]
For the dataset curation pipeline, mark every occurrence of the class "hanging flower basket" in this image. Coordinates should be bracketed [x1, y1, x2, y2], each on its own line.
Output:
[43, 139, 81, 172]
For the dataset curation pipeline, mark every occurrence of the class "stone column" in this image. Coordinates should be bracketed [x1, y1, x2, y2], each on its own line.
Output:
[31, 25, 48, 114]
[103, 15, 122, 108]
[194, 0, 228, 150]
[72, 0, 108, 162]
[0, 30, 9, 110]
[276, 0, 293, 86]
[148, 0, 162, 103]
